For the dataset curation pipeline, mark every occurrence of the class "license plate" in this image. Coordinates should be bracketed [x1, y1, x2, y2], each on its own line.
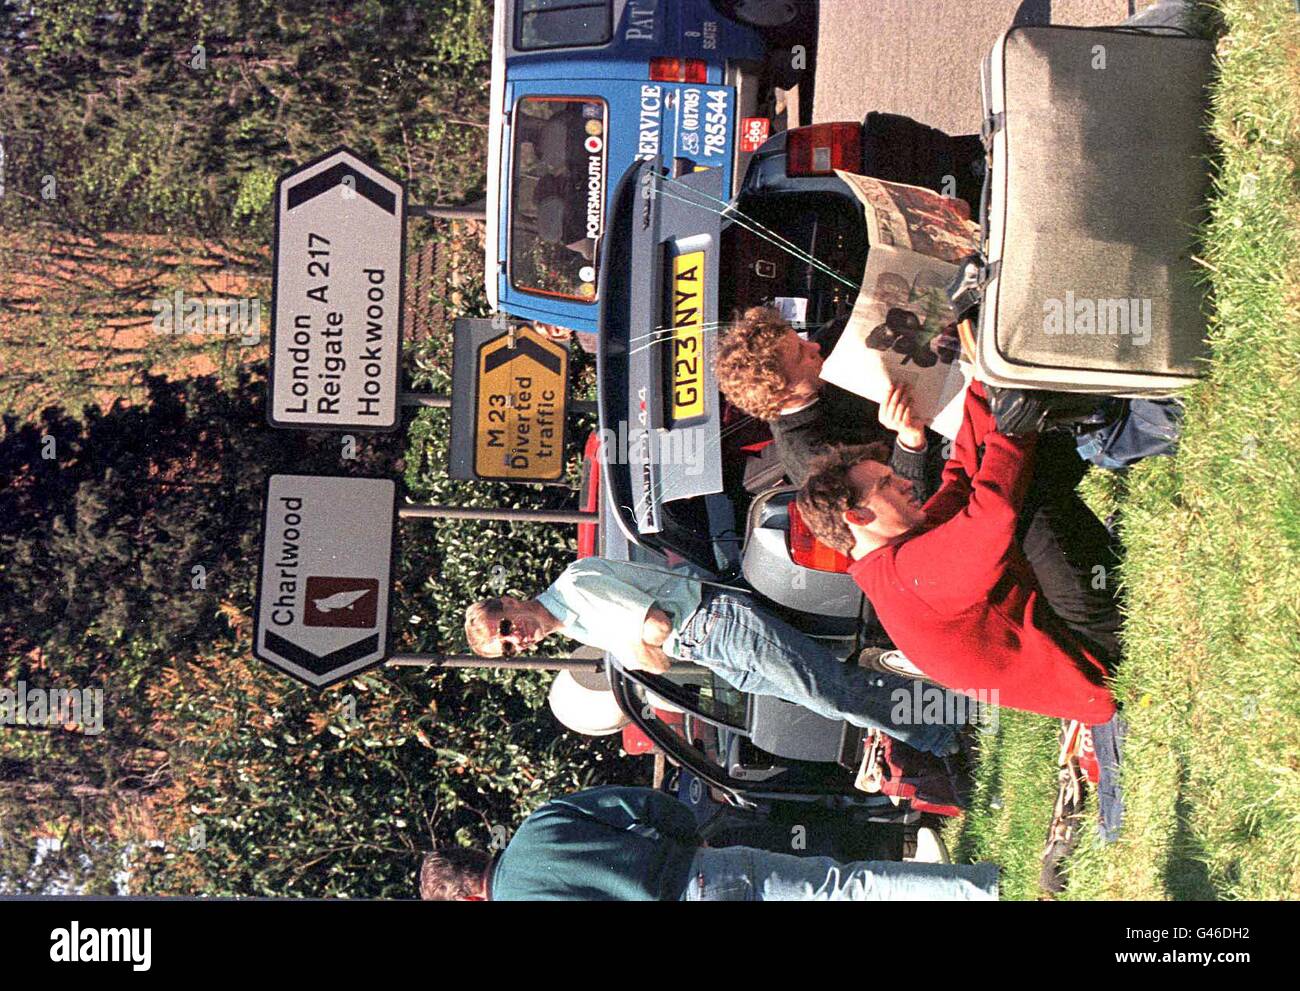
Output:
[671, 251, 707, 423]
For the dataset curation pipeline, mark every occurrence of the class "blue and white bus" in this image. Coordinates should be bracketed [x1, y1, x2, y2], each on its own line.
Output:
[485, 0, 810, 335]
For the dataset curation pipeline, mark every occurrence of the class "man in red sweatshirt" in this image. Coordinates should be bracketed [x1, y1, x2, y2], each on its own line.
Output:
[796, 381, 1118, 725]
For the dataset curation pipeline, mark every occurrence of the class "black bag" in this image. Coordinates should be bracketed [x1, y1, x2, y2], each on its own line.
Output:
[986, 385, 1118, 437]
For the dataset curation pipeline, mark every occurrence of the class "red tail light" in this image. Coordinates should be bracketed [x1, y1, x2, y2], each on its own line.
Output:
[622, 723, 655, 755]
[788, 502, 853, 573]
[650, 57, 708, 83]
[786, 122, 861, 177]
[622, 705, 683, 755]
[577, 431, 602, 559]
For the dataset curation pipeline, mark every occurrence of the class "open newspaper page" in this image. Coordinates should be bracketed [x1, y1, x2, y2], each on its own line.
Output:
[820, 172, 979, 439]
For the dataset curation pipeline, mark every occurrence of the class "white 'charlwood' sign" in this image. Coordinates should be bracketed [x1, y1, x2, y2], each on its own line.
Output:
[254, 474, 396, 688]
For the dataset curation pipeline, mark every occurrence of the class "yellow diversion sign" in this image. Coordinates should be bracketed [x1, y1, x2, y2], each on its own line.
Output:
[671, 250, 706, 423]
[474, 326, 568, 482]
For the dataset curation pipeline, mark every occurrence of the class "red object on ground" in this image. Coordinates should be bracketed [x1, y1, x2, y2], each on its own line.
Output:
[849, 382, 1118, 724]
[878, 736, 963, 818]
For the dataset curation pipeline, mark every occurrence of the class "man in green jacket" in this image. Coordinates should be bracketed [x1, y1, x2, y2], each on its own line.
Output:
[419, 785, 998, 902]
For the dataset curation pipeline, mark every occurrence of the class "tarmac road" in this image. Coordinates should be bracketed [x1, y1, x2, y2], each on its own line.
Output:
[812, 0, 1169, 134]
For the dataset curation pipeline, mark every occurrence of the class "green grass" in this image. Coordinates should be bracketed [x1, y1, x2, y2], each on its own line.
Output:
[945, 0, 1300, 900]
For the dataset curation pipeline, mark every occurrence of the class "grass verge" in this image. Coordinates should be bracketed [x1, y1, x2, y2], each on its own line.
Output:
[945, 0, 1300, 900]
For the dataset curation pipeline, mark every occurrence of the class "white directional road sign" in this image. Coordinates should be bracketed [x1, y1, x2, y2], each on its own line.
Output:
[254, 474, 396, 688]
[270, 147, 406, 431]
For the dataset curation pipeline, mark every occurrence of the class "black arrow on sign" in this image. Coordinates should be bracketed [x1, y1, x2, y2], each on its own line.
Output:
[484, 336, 563, 376]
[286, 163, 397, 215]
[262, 629, 382, 679]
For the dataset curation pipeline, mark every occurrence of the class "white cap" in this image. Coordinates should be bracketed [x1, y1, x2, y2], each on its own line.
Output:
[548, 668, 630, 736]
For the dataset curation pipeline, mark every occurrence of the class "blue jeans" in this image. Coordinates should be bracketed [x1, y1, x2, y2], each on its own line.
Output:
[1076, 398, 1182, 469]
[1091, 713, 1126, 843]
[684, 846, 999, 901]
[674, 589, 958, 756]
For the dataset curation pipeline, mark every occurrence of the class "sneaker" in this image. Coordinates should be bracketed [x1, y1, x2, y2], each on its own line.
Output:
[1042, 720, 1090, 893]
[1041, 759, 1086, 893]
[907, 826, 952, 864]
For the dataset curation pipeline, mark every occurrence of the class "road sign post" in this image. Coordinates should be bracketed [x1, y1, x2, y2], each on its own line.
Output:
[254, 474, 397, 688]
[383, 654, 706, 676]
[270, 147, 406, 431]
[397, 505, 596, 524]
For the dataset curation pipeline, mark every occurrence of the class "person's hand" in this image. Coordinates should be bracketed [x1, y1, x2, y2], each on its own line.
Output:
[879, 384, 929, 450]
[623, 640, 673, 675]
[533, 322, 573, 343]
[641, 607, 673, 648]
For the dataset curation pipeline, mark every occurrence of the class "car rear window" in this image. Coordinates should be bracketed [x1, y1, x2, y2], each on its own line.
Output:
[718, 192, 867, 330]
[509, 96, 607, 301]
[642, 668, 748, 730]
[515, 0, 611, 51]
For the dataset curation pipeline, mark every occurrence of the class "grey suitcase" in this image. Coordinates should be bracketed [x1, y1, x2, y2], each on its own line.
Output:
[976, 25, 1216, 395]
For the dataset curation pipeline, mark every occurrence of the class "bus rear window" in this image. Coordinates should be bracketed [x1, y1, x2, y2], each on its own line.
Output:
[509, 96, 607, 301]
[515, 0, 611, 51]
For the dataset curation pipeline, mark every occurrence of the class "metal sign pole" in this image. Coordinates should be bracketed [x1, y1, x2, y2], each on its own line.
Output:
[398, 506, 597, 524]
[387, 654, 599, 672]
[406, 201, 487, 222]
[399, 392, 596, 415]
[386, 653, 708, 676]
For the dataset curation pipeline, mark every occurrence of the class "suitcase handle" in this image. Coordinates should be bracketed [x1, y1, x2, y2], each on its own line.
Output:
[1107, 24, 1195, 39]
[979, 111, 1004, 150]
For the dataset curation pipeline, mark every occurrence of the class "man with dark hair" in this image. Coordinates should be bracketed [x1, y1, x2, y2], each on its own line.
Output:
[419, 847, 492, 901]
[796, 382, 1121, 725]
[419, 785, 998, 901]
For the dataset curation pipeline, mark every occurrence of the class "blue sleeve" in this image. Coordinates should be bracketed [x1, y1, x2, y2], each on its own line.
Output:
[560, 560, 657, 630]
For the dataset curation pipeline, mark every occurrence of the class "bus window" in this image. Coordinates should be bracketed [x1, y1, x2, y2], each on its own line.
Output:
[510, 96, 607, 301]
[515, 0, 611, 51]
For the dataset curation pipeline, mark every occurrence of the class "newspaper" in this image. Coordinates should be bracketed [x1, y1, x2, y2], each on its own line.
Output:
[820, 172, 980, 439]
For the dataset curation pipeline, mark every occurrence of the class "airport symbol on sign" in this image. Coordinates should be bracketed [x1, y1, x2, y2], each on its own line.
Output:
[254, 474, 396, 688]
